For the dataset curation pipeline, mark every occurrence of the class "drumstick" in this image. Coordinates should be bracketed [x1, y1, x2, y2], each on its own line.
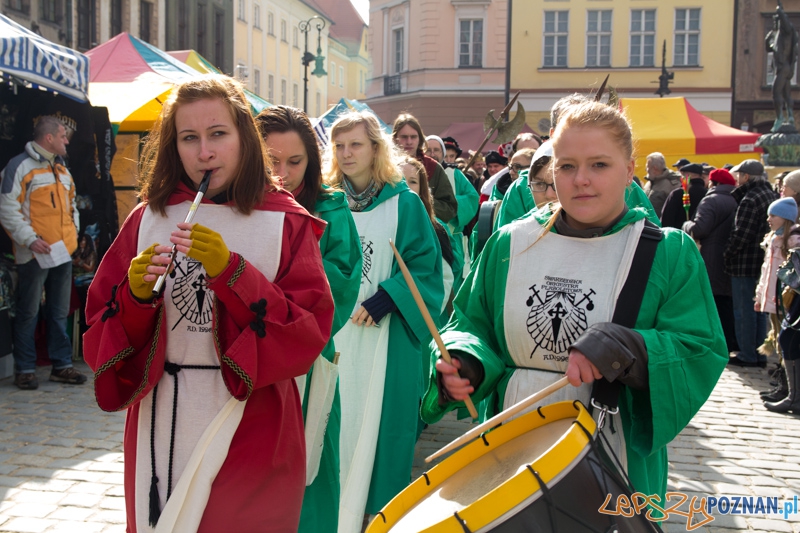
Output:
[152, 170, 212, 295]
[388, 239, 479, 420]
[425, 376, 569, 463]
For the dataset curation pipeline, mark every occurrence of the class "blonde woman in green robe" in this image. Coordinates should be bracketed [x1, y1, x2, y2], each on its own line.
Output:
[327, 111, 445, 532]
[423, 101, 727, 510]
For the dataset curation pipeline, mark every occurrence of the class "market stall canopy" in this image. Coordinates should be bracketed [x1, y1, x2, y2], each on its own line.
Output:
[438, 122, 538, 154]
[86, 33, 269, 132]
[318, 98, 392, 132]
[167, 49, 270, 113]
[620, 97, 762, 175]
[0, 14, 90, 102]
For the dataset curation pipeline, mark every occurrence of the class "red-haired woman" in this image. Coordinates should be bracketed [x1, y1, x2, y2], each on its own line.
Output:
[84, 76, 334, 532]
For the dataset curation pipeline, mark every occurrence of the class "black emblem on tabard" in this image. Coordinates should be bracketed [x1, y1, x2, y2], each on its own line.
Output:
[360, 236, 374, 284]
[170, 257, 213, 331]
[526, 276, 595, 356]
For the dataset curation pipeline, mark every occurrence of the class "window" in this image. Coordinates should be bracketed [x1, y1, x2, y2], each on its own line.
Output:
[268, 74, 274, 101]
[254, 4, 260, 29]
[293, 27, 299, 48]
[176, 0, 187, 47]
[197, 3, 207, 56]
[238, 0, 245, 21]
[339, 66, 344, 87]
[140, 2, 152, 43]
[5, 0, 30, 15]
[393, 28, 404, 73]
[674, 8, 700, 66]
[316, 91, 321, 117]
[543, 11, 568, 67]
[281, 79, 287, 105]
[586, 10, 611, 67]
[42, 0, 61, 23]
[293, 83, 298, 107]
[77, 0, 91, 49]
[459, 20, 483, 68]
[281, 19, 287, 42]
[630, 9, 655, 67]
[331, 62, 336, 85]
[214, 9, 225, 68]
[254, 69, 261, 95]
[268, 12, 274, 35]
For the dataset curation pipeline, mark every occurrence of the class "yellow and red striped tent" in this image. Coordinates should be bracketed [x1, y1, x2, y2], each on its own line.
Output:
[621, 97, 762, 177]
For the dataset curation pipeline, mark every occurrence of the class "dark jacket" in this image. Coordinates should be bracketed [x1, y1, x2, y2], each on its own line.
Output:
[724, 178, 779, 278]
[644, 168, 682, 217]
[418, 153, 458, 223]
[660, 178, 707, 230]
[683, 184, 737, 296]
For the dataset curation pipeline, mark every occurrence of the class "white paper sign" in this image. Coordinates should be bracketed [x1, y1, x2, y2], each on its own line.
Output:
[34, 241, 72, 269]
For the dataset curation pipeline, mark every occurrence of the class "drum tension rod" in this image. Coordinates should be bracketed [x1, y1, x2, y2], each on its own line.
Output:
[377, 511, 387, 523]
[453, 511, 472, 533]
[480, 433, 490, 446]
[422, 472, 431, 486]
[536, 406, 546, 419]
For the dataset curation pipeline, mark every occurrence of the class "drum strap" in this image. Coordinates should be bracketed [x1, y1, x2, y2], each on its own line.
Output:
[591, 220, 663, 414]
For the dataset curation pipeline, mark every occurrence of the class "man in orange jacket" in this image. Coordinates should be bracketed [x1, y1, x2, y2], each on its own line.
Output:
[0, 116, 86, 390]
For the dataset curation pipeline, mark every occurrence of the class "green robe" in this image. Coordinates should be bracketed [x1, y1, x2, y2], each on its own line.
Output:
[446, 167, 479, 296]
[351, 181, 445, 514]
[472, 180, 661, 264]
[494, 173, 661, 231]
[421, 205, 727, 506]
[298, 188, 362, 533]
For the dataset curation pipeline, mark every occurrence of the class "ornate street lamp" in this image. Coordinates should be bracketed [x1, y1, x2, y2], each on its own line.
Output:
[299, 16, 327, 114]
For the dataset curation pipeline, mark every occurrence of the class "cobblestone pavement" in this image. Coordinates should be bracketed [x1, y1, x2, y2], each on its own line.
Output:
[1, 362, 799, 532]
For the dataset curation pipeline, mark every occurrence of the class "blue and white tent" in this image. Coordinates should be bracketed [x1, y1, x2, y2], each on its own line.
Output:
[0, 14, 90, 102]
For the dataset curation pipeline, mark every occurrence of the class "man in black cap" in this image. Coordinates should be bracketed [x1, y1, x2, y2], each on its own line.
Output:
[724, 159, 777, 367]
[672, 157, 691, 169]
[660, 162, 708, 229]
[441, 136, 462, 165]
[484, 150, 507, 177]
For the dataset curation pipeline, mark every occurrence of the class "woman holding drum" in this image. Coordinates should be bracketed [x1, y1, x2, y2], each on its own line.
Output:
[84, 76, 334, 532]
[424, 101, 727, 509]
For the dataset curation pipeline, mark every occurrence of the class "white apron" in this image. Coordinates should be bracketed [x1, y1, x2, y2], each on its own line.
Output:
[336, 195, 398, 533]
[134, 203, 283, 533]
[502, 216, 645, 469]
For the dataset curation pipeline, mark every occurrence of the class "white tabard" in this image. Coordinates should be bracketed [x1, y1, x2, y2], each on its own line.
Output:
[335, 195, 398, 533]
[502, 216, 645, 468]
[134, 202, 283, 533]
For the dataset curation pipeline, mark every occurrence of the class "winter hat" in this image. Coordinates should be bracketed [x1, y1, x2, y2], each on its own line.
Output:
[709, 169, 735, 186]
[425, 135, 446, 159]
[768, 197, 798, 223]
[680, 163, 704, 176]
[731, 159, 765, 176]
[783, 170, 800, 193]
[485, 150, 508, 166]
[441, 136, 462, 157]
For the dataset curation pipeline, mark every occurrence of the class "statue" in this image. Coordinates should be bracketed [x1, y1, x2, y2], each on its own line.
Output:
[766, 0, 799, 132]
[655, 40, 674, 97]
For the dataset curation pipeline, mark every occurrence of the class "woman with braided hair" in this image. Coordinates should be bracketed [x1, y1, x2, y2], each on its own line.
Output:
[84, 76, 334, 532]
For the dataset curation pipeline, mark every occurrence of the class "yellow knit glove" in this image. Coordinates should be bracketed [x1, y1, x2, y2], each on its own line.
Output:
[128, 243, 160, 302]
[186, 224, 231, 278]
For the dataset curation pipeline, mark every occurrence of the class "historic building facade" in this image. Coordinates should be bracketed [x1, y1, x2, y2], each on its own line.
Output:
[510, 0, 735, 135]
[365, 0, 507, 134]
